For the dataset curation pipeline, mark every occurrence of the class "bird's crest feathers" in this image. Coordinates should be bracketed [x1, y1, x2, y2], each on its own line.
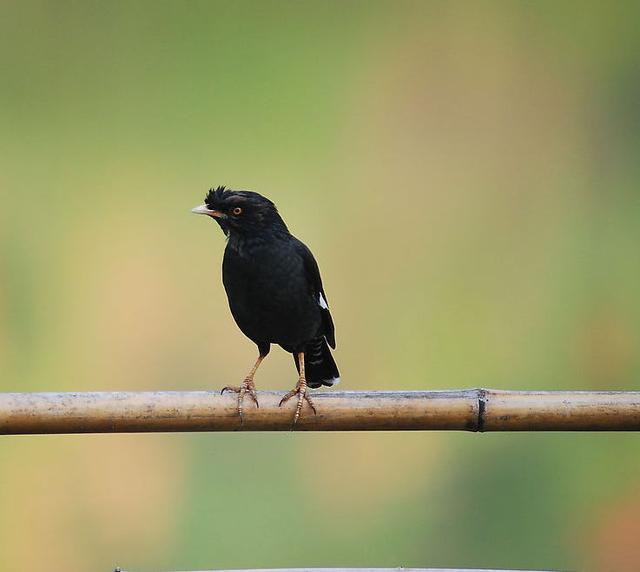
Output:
[204, 186, 276, 210]
[204, 185, 230, 207]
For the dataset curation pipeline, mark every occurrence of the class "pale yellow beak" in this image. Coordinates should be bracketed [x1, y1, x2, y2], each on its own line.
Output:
[191, 204, 223, 218]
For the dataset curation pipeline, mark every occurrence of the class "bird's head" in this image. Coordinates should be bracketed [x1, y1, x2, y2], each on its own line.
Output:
[192, 186, 287, 236]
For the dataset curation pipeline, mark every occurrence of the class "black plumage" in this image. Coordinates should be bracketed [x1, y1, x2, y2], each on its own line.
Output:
[192, 186, 339, 424]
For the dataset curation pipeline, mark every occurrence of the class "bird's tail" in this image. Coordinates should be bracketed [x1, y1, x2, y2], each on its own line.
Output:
[294, 337, 340, 389]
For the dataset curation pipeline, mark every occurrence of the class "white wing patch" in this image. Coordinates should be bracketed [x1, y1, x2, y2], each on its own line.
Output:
[318, 292, 329, 309]
[310, 376, 341, 389]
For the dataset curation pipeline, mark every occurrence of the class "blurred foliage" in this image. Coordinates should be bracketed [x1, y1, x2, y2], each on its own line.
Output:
[1, 1, 640, 571]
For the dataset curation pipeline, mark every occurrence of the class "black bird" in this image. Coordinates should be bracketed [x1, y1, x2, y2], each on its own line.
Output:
[192, 186, 339, 424]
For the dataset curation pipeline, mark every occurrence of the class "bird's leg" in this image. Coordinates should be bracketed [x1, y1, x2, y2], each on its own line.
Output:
[279, 351, 317, 427]
[221, 355, 264, 422]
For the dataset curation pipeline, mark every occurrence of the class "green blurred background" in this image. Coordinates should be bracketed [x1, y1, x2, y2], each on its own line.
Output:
[1, 1, 640, 571]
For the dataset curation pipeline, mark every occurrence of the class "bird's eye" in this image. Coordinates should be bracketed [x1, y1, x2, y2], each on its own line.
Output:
[232, 207, 242, 216]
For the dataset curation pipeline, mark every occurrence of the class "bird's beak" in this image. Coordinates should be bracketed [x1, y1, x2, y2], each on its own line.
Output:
[191, 204, 223, 218]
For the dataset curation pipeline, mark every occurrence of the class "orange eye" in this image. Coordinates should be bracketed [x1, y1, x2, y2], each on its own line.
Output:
[232, 207, 242, 216]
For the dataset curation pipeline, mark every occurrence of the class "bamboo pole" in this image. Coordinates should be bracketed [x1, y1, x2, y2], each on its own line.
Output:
[1, 389, 640, 434]
[113, 567, 554, 572]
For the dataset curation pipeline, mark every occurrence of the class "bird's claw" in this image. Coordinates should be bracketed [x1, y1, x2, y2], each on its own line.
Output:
[221, 383, 260, 406]
[279, 379, 316, 428]
[221, 378, 259, 424]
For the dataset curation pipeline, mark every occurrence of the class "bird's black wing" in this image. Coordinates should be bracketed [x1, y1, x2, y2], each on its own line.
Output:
[293, 238, 336, 349]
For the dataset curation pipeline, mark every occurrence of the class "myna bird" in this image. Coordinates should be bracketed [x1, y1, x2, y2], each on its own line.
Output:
[192, 186, 339, 425]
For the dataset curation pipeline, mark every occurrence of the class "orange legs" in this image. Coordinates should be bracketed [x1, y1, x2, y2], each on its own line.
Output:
[221, 354, 264, 423]
[279, 351, 317, 427]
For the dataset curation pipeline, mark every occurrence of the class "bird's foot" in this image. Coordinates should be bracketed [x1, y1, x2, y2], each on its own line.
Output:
[279, 377, 316, 428]
[221, 377, 259, 423]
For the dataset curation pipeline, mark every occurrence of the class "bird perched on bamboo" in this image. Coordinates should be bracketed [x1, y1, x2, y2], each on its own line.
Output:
[192, 186, 339, 425]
